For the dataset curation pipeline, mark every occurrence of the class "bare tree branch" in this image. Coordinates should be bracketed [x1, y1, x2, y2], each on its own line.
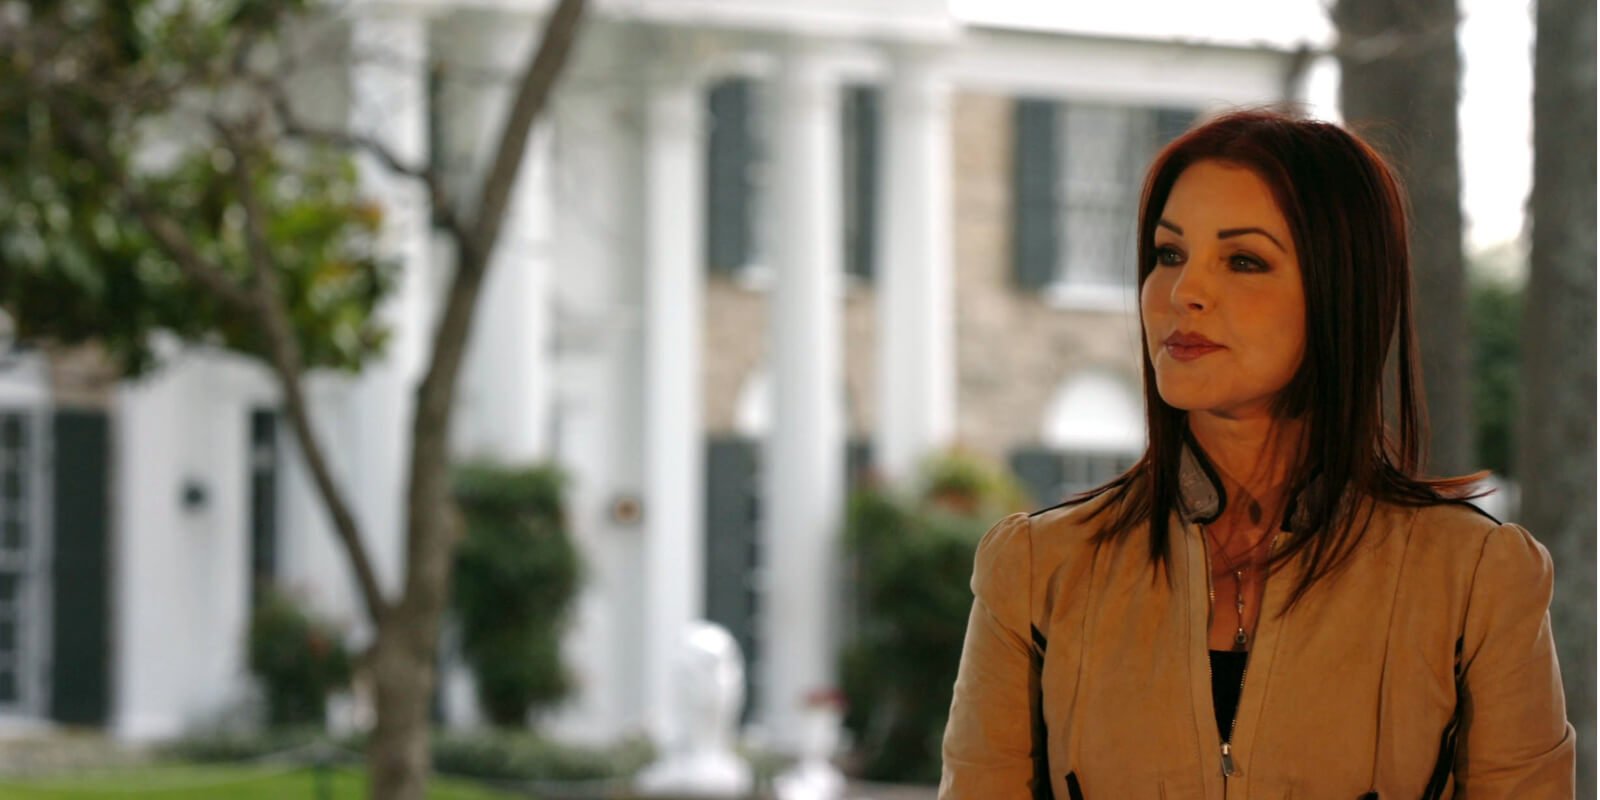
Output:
[463, 0, 586, 271]
[394, 0, 587, 634]
[247, 73, 469, 242]
[216, 120, 391, 623]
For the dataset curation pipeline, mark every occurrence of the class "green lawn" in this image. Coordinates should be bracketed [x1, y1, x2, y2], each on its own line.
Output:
[0, 764, 525, 799]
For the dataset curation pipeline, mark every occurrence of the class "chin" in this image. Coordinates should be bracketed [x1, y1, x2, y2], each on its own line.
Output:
[1151, 376, 1214, 412]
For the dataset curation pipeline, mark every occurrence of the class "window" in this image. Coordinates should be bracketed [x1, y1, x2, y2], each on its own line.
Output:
[1010, 371, 1144, 507]
[705, 78, 880, 281]
[1013, 99, 1197, 302]
[1058, 105, 1152, 293]
[249, 409, 280, 610]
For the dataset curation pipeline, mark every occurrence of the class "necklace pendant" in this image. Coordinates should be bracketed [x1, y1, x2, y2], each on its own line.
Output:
[1235, 628, 1249, 647]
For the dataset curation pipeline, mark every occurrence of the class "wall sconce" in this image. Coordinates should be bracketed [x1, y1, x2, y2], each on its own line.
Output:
[181, 479, 209, 512]
[611, 494, 642, 525]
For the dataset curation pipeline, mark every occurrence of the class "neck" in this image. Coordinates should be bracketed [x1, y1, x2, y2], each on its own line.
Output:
[1188, 410, 1303, 529]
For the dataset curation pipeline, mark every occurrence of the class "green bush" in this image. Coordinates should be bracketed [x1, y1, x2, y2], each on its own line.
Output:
[246, 589, 352, 727]
[164, 726, 340, 763]
[429, 731, 653, 782]
[839, 450, 1029, 782]
[451, 464, 580, 726]
[167, 729, 654, 782]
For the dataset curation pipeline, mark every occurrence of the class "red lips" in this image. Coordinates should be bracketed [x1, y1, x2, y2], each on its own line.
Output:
[1163, 330, 1224, 361]
[1165, 331, 1220, 347]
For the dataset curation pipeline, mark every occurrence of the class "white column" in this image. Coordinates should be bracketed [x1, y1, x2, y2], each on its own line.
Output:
[761, 46, 846, 746]
[542, 75, 646, 742]
[438, 11, 554, 464]
[875, 48, 955, 486]
[346, 7, 431, 603]
[641, 76, 708, 745]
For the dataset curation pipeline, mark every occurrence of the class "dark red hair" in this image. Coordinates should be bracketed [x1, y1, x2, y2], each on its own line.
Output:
[1076, 108, 1483, 607]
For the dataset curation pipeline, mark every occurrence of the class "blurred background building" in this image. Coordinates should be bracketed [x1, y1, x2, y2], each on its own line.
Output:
[1, 0, 1570, 776]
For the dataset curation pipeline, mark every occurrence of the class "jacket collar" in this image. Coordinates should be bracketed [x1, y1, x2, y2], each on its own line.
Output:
[1177, 432, 1323, 533]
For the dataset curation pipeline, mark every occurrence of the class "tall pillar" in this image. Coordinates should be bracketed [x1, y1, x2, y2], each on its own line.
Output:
[761, 45, 846, 746]
[875, 47, 955, 486]
[641, 74, 708, 744]
[346, 6, 431, 604]
[437, 10, 554, 464]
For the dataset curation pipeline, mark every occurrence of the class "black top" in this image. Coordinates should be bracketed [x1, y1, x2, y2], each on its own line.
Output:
[1209, 649, 1249, 742]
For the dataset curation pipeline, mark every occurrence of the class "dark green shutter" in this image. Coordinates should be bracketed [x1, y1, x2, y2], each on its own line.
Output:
[704, 436, 761, 721]
[50, 410, 110, 725]
[706, 78, 756, 275]
[1009, 446, 1067, 509]
[844, 85, 880, 282]
[1013, 98, 1061, 291]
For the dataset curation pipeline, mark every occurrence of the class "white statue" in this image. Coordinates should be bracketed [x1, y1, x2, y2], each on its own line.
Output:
[635, 621, 754, 797]
[774, 688, 847, 800]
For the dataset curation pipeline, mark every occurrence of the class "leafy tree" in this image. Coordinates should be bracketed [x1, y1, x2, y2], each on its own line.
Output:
[0, 1, 587, 798]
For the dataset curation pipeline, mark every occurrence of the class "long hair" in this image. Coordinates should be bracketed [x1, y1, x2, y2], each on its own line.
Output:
[1075, 108, 1483, 608]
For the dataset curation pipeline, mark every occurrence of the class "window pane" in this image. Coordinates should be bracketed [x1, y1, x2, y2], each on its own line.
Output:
[0, 619, 14, 652]
[0, 668, 15, 703]
[1058, 104, 1157, 289]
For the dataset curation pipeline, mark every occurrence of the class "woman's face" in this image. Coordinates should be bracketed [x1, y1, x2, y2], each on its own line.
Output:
[1140, 160, 1306, 419]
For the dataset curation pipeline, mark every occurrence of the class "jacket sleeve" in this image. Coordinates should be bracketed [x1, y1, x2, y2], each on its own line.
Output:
[1454, 522, 1576, 798]
[939, 512, 1045, 799]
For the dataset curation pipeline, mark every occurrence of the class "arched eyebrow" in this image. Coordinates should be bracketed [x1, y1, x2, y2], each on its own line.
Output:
[1157, 219, 1287, 254]
[1217, 227, 1287, 253]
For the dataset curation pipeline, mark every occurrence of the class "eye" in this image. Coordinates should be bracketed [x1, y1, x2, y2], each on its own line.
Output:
[1229, 253, 1269, 273]
[1153, 245, 1185, 267]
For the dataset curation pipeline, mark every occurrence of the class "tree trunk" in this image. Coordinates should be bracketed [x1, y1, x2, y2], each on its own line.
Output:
[351, 2, 585, 796]
[1523, 0, 1597, 793]
[1333, 0, 1474, 475]
[367, 622, 438, 800]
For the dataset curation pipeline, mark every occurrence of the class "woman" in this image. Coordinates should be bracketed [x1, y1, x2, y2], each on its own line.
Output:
[939, 109, 1574, 799]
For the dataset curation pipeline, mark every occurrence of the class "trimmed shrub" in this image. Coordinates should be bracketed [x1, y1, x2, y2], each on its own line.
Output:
[246, 589, 352, 727]
[839, 450, 1030, 782]
[451, 463, 580, 726]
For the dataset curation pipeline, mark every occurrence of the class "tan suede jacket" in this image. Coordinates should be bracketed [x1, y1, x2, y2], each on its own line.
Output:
[940, 455, 1575, 799]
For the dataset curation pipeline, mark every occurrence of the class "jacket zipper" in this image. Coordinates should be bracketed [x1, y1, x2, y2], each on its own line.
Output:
[1202, 528, 1284, 792]
[1204, 560, 1246, 786]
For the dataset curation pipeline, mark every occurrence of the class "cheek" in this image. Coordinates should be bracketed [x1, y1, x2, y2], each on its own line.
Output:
[1261, 298, 1308, 377]
[1139, 275, 1170, 333]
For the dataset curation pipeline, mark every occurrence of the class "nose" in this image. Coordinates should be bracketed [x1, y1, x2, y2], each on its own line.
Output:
[1169, 262, 1212, 312]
